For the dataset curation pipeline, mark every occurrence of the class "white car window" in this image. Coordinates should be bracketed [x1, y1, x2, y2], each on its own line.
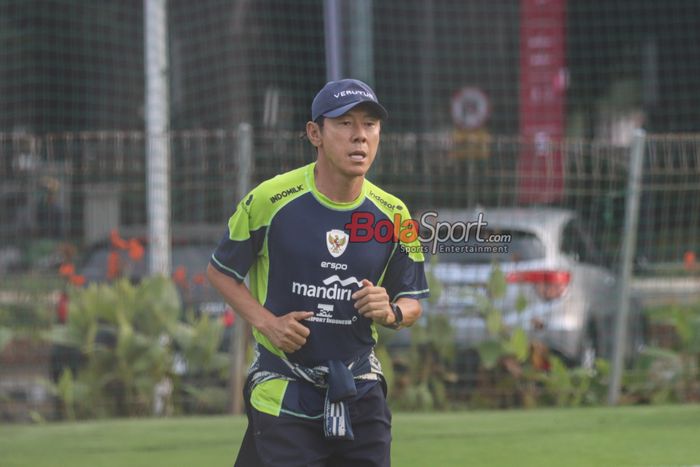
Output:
[561, 220, 602, 265]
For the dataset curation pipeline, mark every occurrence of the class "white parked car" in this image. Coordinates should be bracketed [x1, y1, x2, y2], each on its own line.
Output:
[420, 207, 645, 369]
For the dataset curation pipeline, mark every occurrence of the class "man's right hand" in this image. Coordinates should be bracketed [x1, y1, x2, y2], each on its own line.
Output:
[206, 265, 314, 354]
[261, 311, 313, 353]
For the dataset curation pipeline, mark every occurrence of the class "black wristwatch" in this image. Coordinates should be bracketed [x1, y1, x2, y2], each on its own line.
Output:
[386, 303, 403, 329]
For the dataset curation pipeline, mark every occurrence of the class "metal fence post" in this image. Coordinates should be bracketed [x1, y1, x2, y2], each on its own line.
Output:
[230, 123, 253, 414]
[348, 0, 373, 85]
[324, 0, 342, 81]
[144, 0, 171, 276]
[608, 129, 646, 405]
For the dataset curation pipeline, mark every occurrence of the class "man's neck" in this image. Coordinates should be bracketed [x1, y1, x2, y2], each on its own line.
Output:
[313, 161, 364, 203]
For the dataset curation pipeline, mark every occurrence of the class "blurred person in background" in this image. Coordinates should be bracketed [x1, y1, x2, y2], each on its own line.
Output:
[36, 176, 65, 240]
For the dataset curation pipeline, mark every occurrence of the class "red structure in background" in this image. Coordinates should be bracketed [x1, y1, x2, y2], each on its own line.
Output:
[518, 0, 567, 204]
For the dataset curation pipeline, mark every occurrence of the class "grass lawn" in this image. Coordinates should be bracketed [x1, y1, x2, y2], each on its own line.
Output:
[1, 405, 699, 467]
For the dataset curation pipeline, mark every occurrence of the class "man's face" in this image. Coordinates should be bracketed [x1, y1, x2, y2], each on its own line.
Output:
[313, 106, 382, 178]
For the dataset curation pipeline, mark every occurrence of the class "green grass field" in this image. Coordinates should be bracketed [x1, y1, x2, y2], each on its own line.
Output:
[1, 405, 699, 467]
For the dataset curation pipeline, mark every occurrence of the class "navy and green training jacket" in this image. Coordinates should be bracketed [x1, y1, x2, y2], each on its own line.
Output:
[210, 162, 429, 417]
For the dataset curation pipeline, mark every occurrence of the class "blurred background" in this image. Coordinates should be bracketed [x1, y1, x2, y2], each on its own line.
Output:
[1, 0, 699, 422]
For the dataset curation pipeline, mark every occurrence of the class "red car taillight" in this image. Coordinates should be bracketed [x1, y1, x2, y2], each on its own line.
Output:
[221, 307, 235, 328]
[506, 270, 571, 300]
[56, 292, 69, 324]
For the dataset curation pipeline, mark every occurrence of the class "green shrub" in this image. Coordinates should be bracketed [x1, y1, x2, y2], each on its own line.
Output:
[624, 303, 700, 403]
[470, 265, 609, 409]
[47, 277, 229, 419]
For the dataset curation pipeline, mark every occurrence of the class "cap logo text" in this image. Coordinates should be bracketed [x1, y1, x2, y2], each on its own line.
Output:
[334, 89, 374, 100]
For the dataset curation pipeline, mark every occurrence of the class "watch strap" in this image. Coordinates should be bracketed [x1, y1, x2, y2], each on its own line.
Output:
[385, 303, 403, 329]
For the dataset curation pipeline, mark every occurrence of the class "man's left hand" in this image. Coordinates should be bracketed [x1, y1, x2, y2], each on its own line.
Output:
[352, 279, 394, 326]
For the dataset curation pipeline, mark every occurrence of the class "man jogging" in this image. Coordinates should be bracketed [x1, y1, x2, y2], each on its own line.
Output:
[207, 78, 429, 467]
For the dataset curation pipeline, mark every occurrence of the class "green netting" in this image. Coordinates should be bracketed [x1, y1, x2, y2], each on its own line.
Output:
[0, 0, 699, 255]
[0, 0, 143, 132]
[2, 1, 699, 134]
[2, 1, 700, 417]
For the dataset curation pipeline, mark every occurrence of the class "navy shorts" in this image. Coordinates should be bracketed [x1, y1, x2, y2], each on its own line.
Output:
[234, 383, 392, 467]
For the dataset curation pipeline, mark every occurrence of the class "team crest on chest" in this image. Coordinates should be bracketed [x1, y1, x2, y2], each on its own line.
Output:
[326, 229, 349, 258]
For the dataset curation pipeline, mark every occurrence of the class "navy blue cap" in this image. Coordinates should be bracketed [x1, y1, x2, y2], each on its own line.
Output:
[311, 79, 388, 122]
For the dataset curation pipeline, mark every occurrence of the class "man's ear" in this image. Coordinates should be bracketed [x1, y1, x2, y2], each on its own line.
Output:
[306, 121, 322, 147]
